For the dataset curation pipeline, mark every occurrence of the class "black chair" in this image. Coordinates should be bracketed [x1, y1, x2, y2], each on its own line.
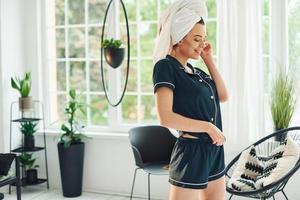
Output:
[0, 153, 21, 200]
[225, 126, 300, 200]
[129, 125, 177, 200]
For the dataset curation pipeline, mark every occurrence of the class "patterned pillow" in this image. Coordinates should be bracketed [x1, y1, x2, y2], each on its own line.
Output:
[257, 136, 300, 187]
[228, 136, 300, 192]
[227, 146, 264, 191]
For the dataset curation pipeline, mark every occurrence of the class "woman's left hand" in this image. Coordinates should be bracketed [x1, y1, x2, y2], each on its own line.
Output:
[200, 42, 213, 62]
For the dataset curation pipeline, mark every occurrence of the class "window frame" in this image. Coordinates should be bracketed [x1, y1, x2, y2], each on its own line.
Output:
[42, 0, 220, 133]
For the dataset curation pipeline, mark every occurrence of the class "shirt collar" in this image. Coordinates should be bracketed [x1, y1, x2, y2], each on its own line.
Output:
[166, 54, 196, 74]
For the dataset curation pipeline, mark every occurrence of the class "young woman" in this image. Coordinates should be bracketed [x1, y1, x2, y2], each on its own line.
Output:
[152, 1, 229, 199]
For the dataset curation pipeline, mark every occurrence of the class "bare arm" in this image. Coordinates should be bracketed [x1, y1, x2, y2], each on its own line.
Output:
[155, 87, 225, 145]
[201, 43, 229, 102]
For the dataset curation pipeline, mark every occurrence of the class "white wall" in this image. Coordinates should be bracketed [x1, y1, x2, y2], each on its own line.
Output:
[0, 0, 26, 152]
[23, 0, 43, 101]
[0, 0, 3, 152]
[36, 133, 170, 199]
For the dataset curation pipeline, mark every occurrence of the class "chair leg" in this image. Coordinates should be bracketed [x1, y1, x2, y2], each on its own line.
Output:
[228, 194, 233, 200]
[282, 190, 289, 200]
[148, 173, 151, 200]
[16, 179, 22, 200]
[130, 168, 139, 200]
[272, 196, 275, 200]
[16, 155, 22, 200]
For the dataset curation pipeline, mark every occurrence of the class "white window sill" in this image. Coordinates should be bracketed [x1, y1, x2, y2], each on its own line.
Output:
[36, 129, 130, 140]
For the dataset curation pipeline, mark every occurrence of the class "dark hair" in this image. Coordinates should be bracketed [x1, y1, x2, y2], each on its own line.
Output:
[197, 17, 205, 25]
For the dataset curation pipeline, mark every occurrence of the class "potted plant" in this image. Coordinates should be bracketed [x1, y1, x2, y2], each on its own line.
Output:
[57, 88, 88, 197]
[270, 71, 296, 141]
[11, 72, 32, 112]
[19, 153, 39, 183]
[102, 38, 124, 68]
[19, 121, 38, 149]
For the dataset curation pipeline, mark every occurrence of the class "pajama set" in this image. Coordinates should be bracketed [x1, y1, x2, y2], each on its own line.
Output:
[152, 54, 225, 189]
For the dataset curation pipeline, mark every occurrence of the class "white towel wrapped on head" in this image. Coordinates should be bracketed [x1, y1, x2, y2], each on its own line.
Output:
[153, 0, 208, 62]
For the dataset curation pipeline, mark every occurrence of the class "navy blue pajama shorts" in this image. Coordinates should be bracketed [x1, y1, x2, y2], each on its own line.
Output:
[168, 133, 225, 189]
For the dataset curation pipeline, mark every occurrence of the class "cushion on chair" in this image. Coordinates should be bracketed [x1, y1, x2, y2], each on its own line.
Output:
[228, 136, 300, 191]
[257, 136, 300, 187]
[227, 146, 264, 191]
[0, 154, 15, 176]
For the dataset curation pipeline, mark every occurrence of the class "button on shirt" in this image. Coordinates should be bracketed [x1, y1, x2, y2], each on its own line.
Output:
[152, 54, 223, 133]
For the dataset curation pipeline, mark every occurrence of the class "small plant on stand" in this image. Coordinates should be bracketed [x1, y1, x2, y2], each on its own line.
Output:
[19, 153, 39, 184]
[19, 121, 38, 149]
[11, 72, 33, 113]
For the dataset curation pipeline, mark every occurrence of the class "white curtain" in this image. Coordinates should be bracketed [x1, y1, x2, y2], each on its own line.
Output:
[217, 0, 265, 151]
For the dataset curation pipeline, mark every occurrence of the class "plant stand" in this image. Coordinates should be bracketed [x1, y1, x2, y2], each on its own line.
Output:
[9, 100, 49, 192]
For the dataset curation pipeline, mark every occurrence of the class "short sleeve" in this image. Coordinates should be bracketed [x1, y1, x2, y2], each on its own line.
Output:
[152, 59, 175, 93]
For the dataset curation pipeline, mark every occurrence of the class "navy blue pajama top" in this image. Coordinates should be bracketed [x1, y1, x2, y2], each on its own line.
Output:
[152, 54, 223, 134]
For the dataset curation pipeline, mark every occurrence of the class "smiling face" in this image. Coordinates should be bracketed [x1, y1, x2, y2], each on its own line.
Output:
[173, 23, 207, 60]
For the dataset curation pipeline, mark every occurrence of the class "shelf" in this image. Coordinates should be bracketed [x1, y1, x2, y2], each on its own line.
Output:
[12, 118, 42, 122]
[11, 147, 45, 153]
[10, 101, 49, 190]
[11, 178, 47, 187]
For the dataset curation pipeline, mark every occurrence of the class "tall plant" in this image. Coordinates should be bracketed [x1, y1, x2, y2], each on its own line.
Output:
[270, 71, 296, 130]
[11, 72, 32, 97]
[59, 89, 87, 148]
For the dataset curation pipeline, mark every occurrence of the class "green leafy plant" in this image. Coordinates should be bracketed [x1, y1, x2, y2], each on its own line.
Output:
[101, 38, 122, 49]
[11, 72, 32, 97]
[59, 88, 88, 148]
[270, 71, 296, 130]
[19, 121, 38, 136]
[19, 153, 39, 170]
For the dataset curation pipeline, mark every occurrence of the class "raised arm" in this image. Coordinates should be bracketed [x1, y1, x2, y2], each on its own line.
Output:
[201, 43, 229, 102]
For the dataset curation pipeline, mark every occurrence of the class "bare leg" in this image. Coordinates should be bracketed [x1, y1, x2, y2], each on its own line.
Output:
[169, 184, 207, 200]
[202, 176, 226, 200]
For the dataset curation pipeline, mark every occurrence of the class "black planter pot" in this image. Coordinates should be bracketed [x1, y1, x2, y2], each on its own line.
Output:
[275, 128, 288, 142]
[24, 135, 35, 149]
[26, 169, 38, 183]
[104, 47, 125, 68]
[58, 142, 85, 197]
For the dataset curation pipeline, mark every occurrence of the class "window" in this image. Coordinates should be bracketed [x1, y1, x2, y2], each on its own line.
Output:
[47, 0, 218, 131]
[48, 0, 110, 128]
